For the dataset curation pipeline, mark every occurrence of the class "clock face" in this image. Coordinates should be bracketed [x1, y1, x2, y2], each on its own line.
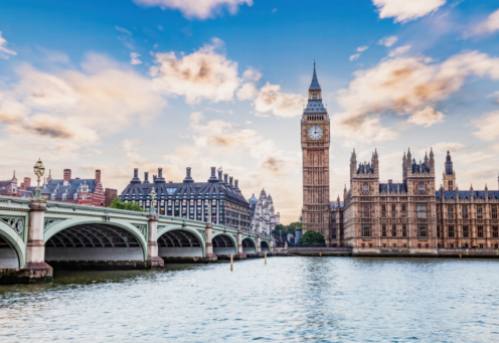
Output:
[308, 125, 323, 140]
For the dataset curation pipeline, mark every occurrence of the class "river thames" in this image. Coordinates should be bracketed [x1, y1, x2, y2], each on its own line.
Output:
[1, 257, 499, 342]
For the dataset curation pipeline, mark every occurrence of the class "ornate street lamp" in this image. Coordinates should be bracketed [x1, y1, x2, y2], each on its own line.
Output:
[33, 158, 45, 199]
[150, 187, 157, 214]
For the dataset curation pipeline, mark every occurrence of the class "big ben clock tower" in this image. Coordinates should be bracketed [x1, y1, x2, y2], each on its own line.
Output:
[301, 63, 330, 244]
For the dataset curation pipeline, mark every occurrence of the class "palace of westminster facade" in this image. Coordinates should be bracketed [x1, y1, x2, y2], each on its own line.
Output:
[302, 66, 499, 253]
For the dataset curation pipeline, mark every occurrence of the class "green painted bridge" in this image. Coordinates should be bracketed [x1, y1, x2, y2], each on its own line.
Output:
[0, 196, 272, 282]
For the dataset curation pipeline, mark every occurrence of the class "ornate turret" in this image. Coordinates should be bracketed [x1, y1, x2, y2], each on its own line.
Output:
[443, 151, 456, 191]
[303, 62, 327, 116]
[350, 149, 357, 177]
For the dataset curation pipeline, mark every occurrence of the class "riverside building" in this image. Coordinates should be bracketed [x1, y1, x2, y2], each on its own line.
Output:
[120, 167, 251, 231]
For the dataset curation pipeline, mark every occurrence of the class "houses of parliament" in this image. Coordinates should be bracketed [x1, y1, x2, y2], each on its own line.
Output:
[301, 66, 499, 254]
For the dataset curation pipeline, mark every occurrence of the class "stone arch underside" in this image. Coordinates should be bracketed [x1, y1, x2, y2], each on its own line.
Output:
[260, 240, 270, 251]
[45, 223, 145, 263]
[158, 229, 204, 258]
[0, 235, 19, 269]
[212, 234, 236, 257]
[242, 237, 257, 255]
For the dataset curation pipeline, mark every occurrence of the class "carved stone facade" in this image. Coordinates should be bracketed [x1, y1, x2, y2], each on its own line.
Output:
[333, 150, 499, 253]
[249, 189, 280, 235]
[301, 64, 330, 243]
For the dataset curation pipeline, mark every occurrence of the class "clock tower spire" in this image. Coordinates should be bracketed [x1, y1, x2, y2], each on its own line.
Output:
[301, 63, 331, 244]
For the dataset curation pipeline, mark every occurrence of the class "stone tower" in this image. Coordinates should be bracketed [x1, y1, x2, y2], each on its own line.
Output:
[442, 151, 456, 191]
[301, 63, 330, 244]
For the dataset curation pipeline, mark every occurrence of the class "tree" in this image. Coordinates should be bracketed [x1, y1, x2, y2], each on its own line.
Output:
[300, 231, 326, 247]
[109, 198, 144, 212]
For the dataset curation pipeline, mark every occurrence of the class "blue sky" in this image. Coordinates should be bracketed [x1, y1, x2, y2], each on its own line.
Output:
[0, 0, 498, 223]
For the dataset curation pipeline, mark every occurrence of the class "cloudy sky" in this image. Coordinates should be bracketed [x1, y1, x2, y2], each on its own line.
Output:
[0, 0, 498, 223]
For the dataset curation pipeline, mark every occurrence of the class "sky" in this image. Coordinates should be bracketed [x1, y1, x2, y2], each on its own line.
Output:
[0, 0, 498, 224]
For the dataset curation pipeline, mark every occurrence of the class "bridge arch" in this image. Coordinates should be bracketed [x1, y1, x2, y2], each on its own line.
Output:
[0, 222, 24, 269]
[212, 233, 237, 257]
[242, 237, 257, 255]
[157, 225, 205, 259]
[44, 218, 148, 266]
[260, 240, 270, 252]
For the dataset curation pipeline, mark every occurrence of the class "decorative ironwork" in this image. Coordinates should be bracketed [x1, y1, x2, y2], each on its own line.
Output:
[0, 216, 25, 238]
[44, 217, 65, 232]
[133, 223, 148, 238]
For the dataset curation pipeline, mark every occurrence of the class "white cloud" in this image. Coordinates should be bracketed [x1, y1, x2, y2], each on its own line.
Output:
[0, 32, 16, 59]
[471, 9, 499, 36]
[349, 45, 369, 61]
[378, 35, 398, 47]
[473, 110, 499, 141]
[253, 83, 305, 117]
[407, 106, 444, 127]
[372, 0, 446, 23]
[150, 38, 240, 103]
[388, 44, 411, 57]
[0, 54, 166, 144]
[134, 0, 252, 19]
[130, 52, 142, 65]
[337, 50, 499, 141]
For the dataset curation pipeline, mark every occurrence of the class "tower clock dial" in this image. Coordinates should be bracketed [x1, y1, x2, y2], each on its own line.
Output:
[308, 125, 323, 140]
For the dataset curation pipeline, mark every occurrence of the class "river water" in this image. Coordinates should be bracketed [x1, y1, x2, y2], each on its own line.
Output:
[1, 257, 499, 342]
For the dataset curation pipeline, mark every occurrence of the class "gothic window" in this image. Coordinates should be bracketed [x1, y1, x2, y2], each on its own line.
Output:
[448, 225, 455, 238]
[362, 225, 371, 238]
[447, 206, 454, 219]
[381, 204, 386, 217]
[417, 181, 426, 194]
[362, 205, 370, 218]
[382, 225, 387, 237]
[418, 225, 428, 239]
[362, 183, 369, 194]
[478, 225, 484, 238]
[477, 206, 483, 220]
[492, 206, 498, 219]
[462, 205, 468, 219]
[462, 225, 469, 238]
[391, 204, 396, 217]
[391, 225, 397, 237]
[492, 226, 499, 238]
[416, 204, 427, 219]
[402, 225, 407, 238]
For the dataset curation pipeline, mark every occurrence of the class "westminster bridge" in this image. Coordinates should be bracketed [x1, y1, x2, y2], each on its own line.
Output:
[0, 196, 272, 282]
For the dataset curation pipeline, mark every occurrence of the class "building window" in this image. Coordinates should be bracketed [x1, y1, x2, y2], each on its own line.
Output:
[362, 205, 370, 218]
[381, 205, 386, 217]
[477, 206, 483, 220]
[447, 206, 454, 219]
[382, 225, 387, 237]
[402, 225, 407, 238]
[416, 204, 427, 219]
[391, 225, 397, 237]
[391, 204, 396, 217]
[417, 181, 426, 194]
[462, 225, 469, 238]
[492, 226, 498, 238]
[362, 183, 369, 194]
[478, 225, 484, 238]
[492, 206, 498, 219]
[418, 225, 428, 239]
[462, 205, 468, 219]
[362, 225, 371, 238]
[401, 204, 407, 217]
[448, 225, 455, 238]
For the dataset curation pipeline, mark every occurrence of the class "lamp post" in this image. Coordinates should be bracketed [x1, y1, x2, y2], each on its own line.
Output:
[150, 187, 157, 215]
[33, 158, 45, 199]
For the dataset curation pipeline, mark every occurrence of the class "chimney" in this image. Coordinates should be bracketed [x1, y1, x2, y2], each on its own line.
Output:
[144, 171, 149, 183]
[218, 168, 223, 181]
[63, 169, 71, 182]
[158, 168, 163, 179]
[95, 169, 101, 183]
[184, 167, 193, 183]
[229, 176, 234, 187]
[235, 179, 239, 189]
[224, 173, 228, 184]
[134, 168, 138, 178]
[209, 167, 217, 182]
